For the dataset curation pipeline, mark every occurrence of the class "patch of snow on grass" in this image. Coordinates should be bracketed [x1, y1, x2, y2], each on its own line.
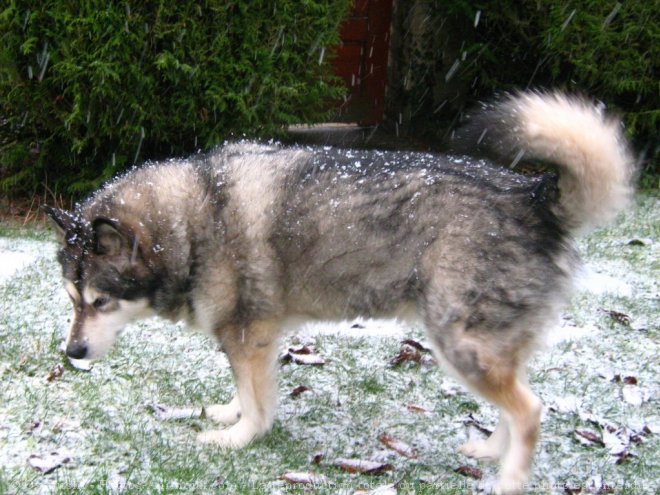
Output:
[0, 238, 47, 282]
[575, 263, 633, 297]
[299, 318, 409, 339]
[1, 194, 658, 494]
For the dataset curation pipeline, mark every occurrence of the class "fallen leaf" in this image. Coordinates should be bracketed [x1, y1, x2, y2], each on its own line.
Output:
[378, 433, 417, 459]
[599, 308, 631, 326]
[401, 338, 432, 353]
[351, 323, 366, 329]
[406, 403, 430, 414]
[622, 376, 638, 385]
[291, 385, 311, 397]
[45, 363, 64, 383]
[282, 346, 325, 365]
[27, 452, 70, 474]
[454, 465, 483, 479]
[389, 343, 421, 367]
[575, 429, 604, 447]
[389, 339, 437, 368]
[149, 404, 203, 421]
[280, 471, 327, 485]
[334, 458, 394, 475]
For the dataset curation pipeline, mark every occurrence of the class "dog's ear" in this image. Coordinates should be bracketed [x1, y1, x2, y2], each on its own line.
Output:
[92, 217, 132, 257]
[43, 206, 78, 244]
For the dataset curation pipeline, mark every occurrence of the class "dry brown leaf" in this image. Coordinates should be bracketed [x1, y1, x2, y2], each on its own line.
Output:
[291, 385, 311, 397]
[599, 308, 631, 326]
[334, 458, 394, 475]
[280, 471, 327, 485]
[454, 465, 483, 479]
[389, 340, 436, 367]
[575, 429, 604, 447]
[405, 403, 430, 414]
[389, 343, 422, 367]
[378, 433, 417, 459]
[45, 363, 64, 383]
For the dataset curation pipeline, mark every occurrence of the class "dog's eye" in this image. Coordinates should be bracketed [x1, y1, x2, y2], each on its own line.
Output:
[92, 296, 110, 309]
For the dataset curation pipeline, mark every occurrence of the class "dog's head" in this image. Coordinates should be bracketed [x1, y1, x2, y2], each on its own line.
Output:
[45, 206, 155, 360]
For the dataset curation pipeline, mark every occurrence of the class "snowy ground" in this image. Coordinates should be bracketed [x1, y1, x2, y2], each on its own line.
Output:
[0, 195, 658, 494]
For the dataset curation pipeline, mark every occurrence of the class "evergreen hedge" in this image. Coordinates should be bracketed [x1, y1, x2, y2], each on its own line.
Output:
[0, 1, 350, 196]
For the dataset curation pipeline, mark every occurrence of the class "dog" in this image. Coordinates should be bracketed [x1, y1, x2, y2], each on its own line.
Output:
[45, 91, 635, 494]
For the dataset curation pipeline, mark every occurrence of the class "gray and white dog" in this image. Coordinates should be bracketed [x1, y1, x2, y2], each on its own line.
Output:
[45, 92, 635, 494]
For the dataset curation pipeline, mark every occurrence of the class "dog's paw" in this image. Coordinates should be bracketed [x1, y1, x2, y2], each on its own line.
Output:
[458, 440, 503, 462]
[204, 402, 241, 425]
[197, 421, 256, 449]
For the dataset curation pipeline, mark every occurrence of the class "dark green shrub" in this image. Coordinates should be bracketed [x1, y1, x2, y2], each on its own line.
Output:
[389, 0, 658, 185]
[0, 1, 350, 197]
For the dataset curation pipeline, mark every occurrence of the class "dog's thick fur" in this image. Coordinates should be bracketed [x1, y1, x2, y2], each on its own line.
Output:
[46, 92, 635, 494]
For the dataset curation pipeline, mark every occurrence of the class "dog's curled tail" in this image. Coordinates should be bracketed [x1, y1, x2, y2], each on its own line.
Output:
[459, 91, 637, 234]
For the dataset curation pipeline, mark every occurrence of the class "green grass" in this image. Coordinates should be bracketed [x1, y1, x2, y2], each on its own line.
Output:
[0, 193, 658, 494]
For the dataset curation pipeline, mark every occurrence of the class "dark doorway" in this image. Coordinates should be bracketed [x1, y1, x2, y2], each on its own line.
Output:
[332, 0, 393, 125]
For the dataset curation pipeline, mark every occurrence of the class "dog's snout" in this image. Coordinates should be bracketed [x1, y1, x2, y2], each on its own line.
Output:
[66, 341, 88, 359]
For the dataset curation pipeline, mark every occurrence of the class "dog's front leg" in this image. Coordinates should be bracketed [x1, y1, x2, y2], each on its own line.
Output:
[198, 320, 280, 449]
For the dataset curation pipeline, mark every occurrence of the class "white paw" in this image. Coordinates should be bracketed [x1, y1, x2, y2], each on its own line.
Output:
[196, 421, 258, 449]
[204, 403, 241, 425]
[458, 440, 503, 462]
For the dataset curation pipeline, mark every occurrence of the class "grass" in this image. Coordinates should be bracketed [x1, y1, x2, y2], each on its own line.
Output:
[0, 193, 658, 494]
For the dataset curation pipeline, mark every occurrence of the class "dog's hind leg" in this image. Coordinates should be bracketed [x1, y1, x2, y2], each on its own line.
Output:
[198, 320, 280, 449]
[427, 320, 541, 495]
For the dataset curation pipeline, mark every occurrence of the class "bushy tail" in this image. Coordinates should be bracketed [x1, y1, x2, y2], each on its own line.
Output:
[456, 91, 637, 234]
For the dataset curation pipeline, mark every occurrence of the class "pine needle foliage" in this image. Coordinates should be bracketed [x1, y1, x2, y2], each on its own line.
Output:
[0, 1, 350, 197]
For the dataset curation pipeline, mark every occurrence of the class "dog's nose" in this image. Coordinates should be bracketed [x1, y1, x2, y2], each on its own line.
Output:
[66, 342, 88, 359]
